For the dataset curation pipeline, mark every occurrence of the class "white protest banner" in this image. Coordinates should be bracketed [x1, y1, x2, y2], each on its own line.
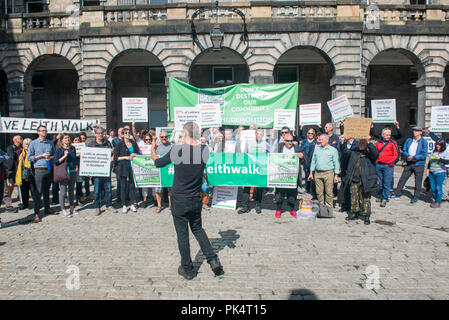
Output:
[79, 147, 111, 177]
[430, 106, 449, 132]
[139, 144, 151, 155]
[327, 95, 353, 122]
[273, 109, 296, 130]
[174, 107, 201, 129]
[0, 117, 99, 134]
[240, 130, 256, 144]
[199, 104, 222, 128]
[122, 97, 148, 122]
[299, 103, 321, 125]
[371, 99, 396, 123]
[211, 186, 238, 210]
[72, 143, 86, 156]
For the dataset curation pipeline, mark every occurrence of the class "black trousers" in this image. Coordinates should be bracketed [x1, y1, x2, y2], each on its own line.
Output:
[395, 163, 425, 199]
[33, 169, 52, 216]
[275, 188, 297, 211]
[119, 170, 136, 207]
[242, 187, 264, 204]
[171, 195, 217, 272]
[20, 178, 37, 208]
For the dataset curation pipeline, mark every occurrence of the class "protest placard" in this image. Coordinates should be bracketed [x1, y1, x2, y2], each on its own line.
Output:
[327, 95, 353, 122]
[267, 153, 299, 188]
[174, 107, 201, 129]
[79, 147, 111, 177]
[122, 98, 148, 122]
[199, 104, 222, 128]
[343, 118, 372, 139]
[211, 186, 238, 210]
[273, 109, 296, 130]
[371, 99, 396, 123]
[299, 103, 321, 125]
[430, 106, 449, 132]
[131, 156, 161, 188]
[72, 143, 86, 157]
[139, 144, 151, 155]
[0, 117, 99, 134]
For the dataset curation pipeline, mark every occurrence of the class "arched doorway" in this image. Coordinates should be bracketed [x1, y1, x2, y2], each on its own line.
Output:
[106, 50, 166, 130]
[24, 55, 79, 119]
[274, 46, 335, 126]
[365, 49, 424, 129]
[189, 48, 249, 88]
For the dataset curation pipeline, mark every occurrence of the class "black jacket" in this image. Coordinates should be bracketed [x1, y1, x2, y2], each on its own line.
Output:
[341, 142, 379, 193]
[6, 144, 22, 179]
[113, 139, 140, 177]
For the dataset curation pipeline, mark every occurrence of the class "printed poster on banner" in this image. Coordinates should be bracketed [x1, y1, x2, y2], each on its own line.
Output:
[72, 143, 86, 156]
[267, 153, 299, 188]
[131, 156, 161, 188]
[199, 104, 222, 128]
[274, 109, 296, 130]
[371, 99, 396, 123]
[430, 106, 449, 132]
[139, 144, 151, 155]
[299, 103, 321, 125]
[327, 95, 353, 122]
[122, 98, 148, 122]
[79, 147, 111, 177]
[211, 186, 238, 210]
[0, 117, 99, 133]
[174, 107, 201, 129]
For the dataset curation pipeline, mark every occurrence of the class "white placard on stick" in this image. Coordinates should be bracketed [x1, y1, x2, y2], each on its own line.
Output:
[174, 107, 201, 129]
[211, 186, 238, 210]
[79, 147, 111, 177]
[199, 104, 222, 128]
[122, 98, 148, 122]
[299, 103, 321, 125]
[430, 106, 449, 132]
[371, 99, 396, 123]
[327, 95, 353, 122]
[273, 109, 296, 130]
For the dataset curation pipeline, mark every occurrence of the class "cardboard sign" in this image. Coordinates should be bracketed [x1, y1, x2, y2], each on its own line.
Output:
[371, 99, 396, 123]
[79, 147, 111, 177]
[174, 107, 201, 129]
[343, 118, 372, 139]
[430, 106, 449, 132]
[299, 103, 321, 125]
[0, 117, 99, 133]
[122, 97, 148, 122]
[199, 104, 222, 128]
[273, 109, 296, 130]
[327, 95, 353, 122]
[211, 186, 238, 210]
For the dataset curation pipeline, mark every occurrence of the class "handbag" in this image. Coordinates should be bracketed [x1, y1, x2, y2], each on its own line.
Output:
[22, 167, 34, 181]
[54, 161, 69, 183]
[317, 203, 334, 218]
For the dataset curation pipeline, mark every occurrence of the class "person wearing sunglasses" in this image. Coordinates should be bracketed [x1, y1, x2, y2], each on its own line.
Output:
[301, 128, 317, 194]
[152, 131, 173, 213]
[114, 129, 140, 214]
[274, 134, 304, 218]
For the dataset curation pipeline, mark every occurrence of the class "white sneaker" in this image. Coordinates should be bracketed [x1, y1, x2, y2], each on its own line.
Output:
[61, 211, 72, 218]
[72, 210, 79, 216]
[122, 206, 128, 214]
[131, 205, 137, 212]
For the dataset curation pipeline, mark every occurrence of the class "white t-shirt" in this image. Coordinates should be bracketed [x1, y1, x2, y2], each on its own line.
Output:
[408, 140, 419, 157]
[282, 145, 295, 154]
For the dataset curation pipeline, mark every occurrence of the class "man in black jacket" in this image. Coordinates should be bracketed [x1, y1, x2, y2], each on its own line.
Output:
[152, 122, 223, 280]
[5, 135, 22, 212]
[340, 137, 379, 225]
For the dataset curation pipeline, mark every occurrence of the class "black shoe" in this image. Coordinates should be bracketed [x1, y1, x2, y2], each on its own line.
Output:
[238, 206, 250, 214]
[364, 216, 371, 225]
[18, 204, 26, 210]
[177, 266, 196, 280]
[346, 212, 358, 221]
[6, 206, 18, 213]
[209, 258, 224, 276]
[255, 203, 262, 214]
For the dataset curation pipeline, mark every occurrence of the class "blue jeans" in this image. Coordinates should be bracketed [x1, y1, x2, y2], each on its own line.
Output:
[93, 177, 112, 208]
[376, 164, 394, 201]
[429, 172, 446, 203]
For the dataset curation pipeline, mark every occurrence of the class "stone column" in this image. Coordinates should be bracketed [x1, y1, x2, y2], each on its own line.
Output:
[80, 79, 108, 130]
[6, 82, 25, 117]
[416, 77, 445, 128]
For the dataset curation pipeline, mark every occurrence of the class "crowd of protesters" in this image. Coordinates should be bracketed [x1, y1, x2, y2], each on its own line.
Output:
[1, 118, 448, 228]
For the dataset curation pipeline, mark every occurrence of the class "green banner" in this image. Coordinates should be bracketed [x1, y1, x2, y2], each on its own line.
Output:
[168, 78, 299, 127]
[131, 153, 298, 189]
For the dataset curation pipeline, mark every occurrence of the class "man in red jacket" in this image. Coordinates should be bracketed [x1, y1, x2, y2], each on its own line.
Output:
[375, 128, 399, 207]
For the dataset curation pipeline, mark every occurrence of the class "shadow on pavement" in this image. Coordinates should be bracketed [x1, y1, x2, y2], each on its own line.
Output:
[288, 289, 319, 300]
[0, 242, 5, 246]
[193, 229, 240, 273]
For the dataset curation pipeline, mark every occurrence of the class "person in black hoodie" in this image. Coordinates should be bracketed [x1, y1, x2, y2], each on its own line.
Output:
[340, 137, 379, 225]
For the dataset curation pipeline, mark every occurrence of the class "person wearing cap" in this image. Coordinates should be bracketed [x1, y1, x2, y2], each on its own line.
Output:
[391, 126, 428, 204]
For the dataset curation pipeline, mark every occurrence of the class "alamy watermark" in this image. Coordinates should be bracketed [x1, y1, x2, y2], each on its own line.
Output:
[66, 265, 80, 290]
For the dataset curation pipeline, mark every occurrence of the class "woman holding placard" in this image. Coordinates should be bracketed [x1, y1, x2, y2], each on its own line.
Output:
[427, 140, 449, 208]
[114, 128, 140, 214]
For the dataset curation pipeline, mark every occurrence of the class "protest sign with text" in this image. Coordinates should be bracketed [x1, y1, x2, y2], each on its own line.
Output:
[343, 118, 372, 139]
[371, 99, 396, 123]
[174, 107, 201, 129]
[72, 143, 86, 156]
[122, 98, 148, 122]
[79, 147, 111, 177]
[199, 104, 222, 128]
[299, 103, 321, 125]
[430, 106, 449, 132]
[327, 95, 353, 122]
[131, 156, 161, 187]
[212, 186, 238, 210]
[274, 109, 296, 130]
[0, 117, 99, 134]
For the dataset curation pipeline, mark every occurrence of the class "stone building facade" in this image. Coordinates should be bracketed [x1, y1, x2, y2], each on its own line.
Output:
[1, 0, 449, 132]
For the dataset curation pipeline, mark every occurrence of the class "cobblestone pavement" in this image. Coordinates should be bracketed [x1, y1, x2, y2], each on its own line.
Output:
[0, 171, 448, 300]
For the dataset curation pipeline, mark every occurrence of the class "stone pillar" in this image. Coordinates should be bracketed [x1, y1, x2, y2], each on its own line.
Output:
[416, 77, 445, 128]
[6, 82, 25, 117]
[81, 79, 108, 130]
[249, 75, 274, 84]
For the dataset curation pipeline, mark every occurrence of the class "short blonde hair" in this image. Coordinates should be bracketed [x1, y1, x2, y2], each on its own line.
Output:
[23, 138, 32, 145]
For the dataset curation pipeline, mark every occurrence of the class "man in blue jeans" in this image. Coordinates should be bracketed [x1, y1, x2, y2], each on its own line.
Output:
[87, 127, 116, 215]
[391, 126, 428, 204]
